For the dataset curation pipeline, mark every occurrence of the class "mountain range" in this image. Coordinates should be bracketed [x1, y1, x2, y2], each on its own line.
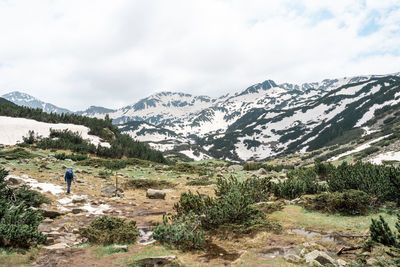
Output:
[3, 72, 400, 161]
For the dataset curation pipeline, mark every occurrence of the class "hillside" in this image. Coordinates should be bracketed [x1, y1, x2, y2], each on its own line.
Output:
[0, 101, 166, 163]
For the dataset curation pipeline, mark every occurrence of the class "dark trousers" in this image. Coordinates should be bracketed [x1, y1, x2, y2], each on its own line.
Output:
[66, 178, 73, 193]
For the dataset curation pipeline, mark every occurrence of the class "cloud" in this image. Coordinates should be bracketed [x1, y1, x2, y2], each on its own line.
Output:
[0, 0, 399, 110]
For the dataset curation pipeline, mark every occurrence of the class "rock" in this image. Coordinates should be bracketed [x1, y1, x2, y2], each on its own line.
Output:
[198, 175, 210, 180]
[308, 259, 323, 266]
[317, 181, 328, 187]
[44, 242, 69, 250]
[101, 185, 124, 198]
[71, 208, 84, 214]
[255, 168, 268, 176]
[72, 197, 87, 204]
[337, 259, 347, 266]
[284, 254, 302, 263]
[146, 189, 166, 199]
[6, 177, 21, 185]
[112, 244, 128, 252]
[302, 242, 327, 252]
[270, 178, 281, 184]
[46, 231, 62, 238]
[134, 255, 177, 266]
[41, 210, 63, 219]
[228, 165, 244, 172]
[366, 258, 377, 265]
[42, 218, 54, 224]
[305, 250, 336, 266]
[300, 248, 309, 257]
[45, 237, 55, 245]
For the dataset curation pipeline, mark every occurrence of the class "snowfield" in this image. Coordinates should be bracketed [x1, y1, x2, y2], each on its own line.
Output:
[0, 116, 110, 147]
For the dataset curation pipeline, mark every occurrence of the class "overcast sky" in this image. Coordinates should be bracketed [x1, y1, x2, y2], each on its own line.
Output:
[0, 0, 399, 111]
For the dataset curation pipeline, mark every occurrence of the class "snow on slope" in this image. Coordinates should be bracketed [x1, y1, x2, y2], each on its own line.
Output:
[370, 151, 400, 164]
[329, 135, 389, 161]
[0, 116, 110, 147]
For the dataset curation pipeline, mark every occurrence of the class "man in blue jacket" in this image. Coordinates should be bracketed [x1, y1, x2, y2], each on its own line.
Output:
[64, 168, 74, 194]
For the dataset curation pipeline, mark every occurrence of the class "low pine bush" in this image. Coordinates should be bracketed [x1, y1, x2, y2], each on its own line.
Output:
[80, 216, 138, 245]
[303, 190, 373, 215]
[153, 213, 205, 251]
[124, 178, 175, 190]
[0, 200, 46, 248]
[0, 169, 47, 248]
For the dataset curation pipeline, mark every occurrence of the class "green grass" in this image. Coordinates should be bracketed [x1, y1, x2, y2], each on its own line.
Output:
[116, 244, 178, 266]
[270, 205, 398, 233]
[0, 248, 39, 267]
[92, 245, 129, 258]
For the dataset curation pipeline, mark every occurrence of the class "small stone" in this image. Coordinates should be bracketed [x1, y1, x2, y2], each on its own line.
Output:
[337, 258, 347, 266]
[71, 208, 84, 214]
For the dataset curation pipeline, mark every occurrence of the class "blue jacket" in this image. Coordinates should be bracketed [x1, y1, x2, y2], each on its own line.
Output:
[64, 169, 74, 181]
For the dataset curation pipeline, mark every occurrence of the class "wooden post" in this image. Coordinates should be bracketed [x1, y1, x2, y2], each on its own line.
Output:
[114, 173, 118, 194]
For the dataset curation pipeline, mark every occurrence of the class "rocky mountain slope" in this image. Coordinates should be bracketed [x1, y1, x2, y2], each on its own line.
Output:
[3, 73, 400, 161]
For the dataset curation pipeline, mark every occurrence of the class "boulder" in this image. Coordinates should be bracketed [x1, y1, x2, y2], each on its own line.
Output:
[255, 168, 268, 176]
[146, 189, 166, 199]
[101, 185, 124, 198]
[228, 165, 244, 172]
[305, 250, 336, 266]
[134, 255, 177, 266]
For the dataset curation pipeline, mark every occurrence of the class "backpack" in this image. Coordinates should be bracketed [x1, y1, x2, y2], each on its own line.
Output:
[65, 169, 73, 179]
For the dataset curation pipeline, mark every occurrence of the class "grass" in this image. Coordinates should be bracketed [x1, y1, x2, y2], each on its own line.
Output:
[92, 245, 129, 258]
[116, 244, 178, 266]
[185, 180, 215, 186]
[269, 205, 398, 233]
[0, 248, 39, 267]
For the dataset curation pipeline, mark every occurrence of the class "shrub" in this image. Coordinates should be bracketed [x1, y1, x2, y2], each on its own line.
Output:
[80, 216, 138, 245]
[215, 176, 271, 203]
[13, 186, 51, 208]
[0, 148, 36, 160]
[173, 191, 213, 217]
[123, 178, 175, 189]
[370, 215, 398, 247]
[185, 180, 215, 186]
[153, 213, 205, 251]
[0, 200, 46, 248]
[327, 162, 400, 204]
[54, 153, 88, 161]
[303, 190, 373, 215]
[0, 169, 46, 248]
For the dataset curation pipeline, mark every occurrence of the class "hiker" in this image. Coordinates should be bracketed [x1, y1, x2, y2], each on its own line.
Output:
[64, 168, 74, 194]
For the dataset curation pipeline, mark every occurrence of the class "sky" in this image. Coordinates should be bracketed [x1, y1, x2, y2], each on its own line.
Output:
[0, 0, 399, 111]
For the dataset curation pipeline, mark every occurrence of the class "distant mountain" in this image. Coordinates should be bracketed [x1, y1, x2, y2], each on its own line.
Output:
[2, 91, 71, 114]
[76, 106, 115, 119]
[2, 72, 400, 161]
